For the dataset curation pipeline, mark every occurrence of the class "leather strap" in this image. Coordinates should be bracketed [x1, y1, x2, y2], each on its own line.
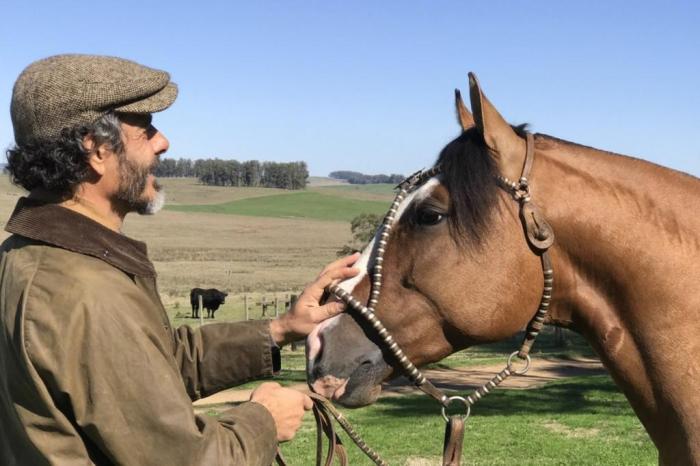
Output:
[417, 379, 449, 406]
[522, 132, 535, 180]
[316, 398, 347, 466]
[273, 397, 349, 466]
[520, 201, 554, 253]
[275, 449, 288, 466]
[442, 416, 466, 466]
[307, 393, 386, 466]
[513, 133, 555, 357]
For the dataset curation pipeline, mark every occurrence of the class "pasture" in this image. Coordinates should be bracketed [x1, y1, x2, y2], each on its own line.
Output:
[0, 174, 655, 464]
[167, 190, 392, 221]
[277, 376, 655, 465]
[0, 175, 391, 304]
[202, 330, 656, 465]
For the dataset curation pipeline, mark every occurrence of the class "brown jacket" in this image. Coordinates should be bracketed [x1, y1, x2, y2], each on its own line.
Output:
[0, 198, 279, 465]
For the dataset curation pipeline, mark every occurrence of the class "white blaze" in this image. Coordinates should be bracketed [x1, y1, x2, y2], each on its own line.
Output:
[306, 176, 441, 362]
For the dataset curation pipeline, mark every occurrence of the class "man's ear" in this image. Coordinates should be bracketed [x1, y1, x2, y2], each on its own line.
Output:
[84, 135, 109, 176]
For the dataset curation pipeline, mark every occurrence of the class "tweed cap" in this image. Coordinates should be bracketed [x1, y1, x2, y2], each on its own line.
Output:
[11, 54, 178, 145]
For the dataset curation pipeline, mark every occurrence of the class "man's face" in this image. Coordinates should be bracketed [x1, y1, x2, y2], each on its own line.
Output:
[113, 113, 169, 215]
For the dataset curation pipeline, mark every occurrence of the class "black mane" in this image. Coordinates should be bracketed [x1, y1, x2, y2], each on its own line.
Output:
[435, 125, 528, 245]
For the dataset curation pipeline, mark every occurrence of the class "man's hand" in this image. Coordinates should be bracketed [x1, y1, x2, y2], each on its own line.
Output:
[250, 382, 313, 442]
[269, 253, 361, 346]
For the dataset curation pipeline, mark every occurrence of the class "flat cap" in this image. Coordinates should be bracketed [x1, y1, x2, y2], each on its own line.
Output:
[11, 54, 178, 145]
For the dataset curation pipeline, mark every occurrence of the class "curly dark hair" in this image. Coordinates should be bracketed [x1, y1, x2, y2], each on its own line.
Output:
[6, 113, 124, 196]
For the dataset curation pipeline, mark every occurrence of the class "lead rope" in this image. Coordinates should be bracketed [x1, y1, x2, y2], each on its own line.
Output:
[274, 393, 386, 466]
[318, 132, 555, 465]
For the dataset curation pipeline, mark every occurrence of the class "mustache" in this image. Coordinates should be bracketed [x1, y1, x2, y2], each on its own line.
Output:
[147, 161, 163, 192]
[149, 158, 160, 173]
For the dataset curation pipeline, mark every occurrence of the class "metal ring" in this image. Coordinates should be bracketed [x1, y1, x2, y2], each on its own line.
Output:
[506, 351, 531, 375]
[441, 396, 471, 422]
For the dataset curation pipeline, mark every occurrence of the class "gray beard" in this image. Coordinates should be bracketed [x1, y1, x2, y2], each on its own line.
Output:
[116, 155, 165, 215]
[139, 189, 166, 215]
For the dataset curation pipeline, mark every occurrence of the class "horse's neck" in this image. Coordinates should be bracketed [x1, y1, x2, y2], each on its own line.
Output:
[533, 136, 700, 462]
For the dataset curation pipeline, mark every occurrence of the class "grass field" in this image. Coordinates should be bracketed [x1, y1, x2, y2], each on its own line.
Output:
[167, 190, 392, 221]
[156, 178, 290, 205]
[0, 176, 394, 302]
[199, 329, 654, 464]
[276, 375, 655, 465]
[314, 183, 397, 201]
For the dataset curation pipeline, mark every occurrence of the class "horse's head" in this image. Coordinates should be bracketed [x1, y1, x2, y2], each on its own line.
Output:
[307, 74, 548, 406]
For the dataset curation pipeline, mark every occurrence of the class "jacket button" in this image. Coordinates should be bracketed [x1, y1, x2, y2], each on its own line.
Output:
[102, 249, 110, 257]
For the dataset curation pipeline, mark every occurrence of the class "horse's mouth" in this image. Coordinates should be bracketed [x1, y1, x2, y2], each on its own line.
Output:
[333, 360, 392, 407]
[336, 380, 383, 407]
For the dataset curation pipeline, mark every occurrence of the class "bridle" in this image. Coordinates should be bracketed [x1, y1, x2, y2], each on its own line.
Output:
[311, 132, 556, 466]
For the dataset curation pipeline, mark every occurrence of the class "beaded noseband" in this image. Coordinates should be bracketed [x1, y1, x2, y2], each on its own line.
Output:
[325, 132, 555, 465]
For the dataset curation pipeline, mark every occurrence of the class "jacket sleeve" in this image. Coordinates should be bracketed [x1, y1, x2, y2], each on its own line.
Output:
[23, 293, 279, 466]
[172, 319, 281, 400]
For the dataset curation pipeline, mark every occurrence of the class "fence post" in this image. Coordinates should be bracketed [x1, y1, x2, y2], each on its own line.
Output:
[261, 296, 267, 317]
[289, 294, 301, 351]
[274, 295, 279, 317]
[244, 294, 249, 321]
[198, 294, 204, 327]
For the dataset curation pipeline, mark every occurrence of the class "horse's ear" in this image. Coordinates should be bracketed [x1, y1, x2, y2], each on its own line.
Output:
[454, 89, 474, 131]
[468, 72, 526, 179]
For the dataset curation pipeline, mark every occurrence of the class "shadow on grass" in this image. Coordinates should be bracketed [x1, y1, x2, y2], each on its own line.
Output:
[468, 328, 597, 356]
[369, 376, 629, 419]
[390, 360, 607, 393]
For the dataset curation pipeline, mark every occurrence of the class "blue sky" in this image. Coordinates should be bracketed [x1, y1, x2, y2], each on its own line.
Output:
[1, 1, 698, 177]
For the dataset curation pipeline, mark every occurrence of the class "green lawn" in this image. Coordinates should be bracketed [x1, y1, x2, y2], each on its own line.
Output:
[166, 190, 392, 221]
[196, 323, 651, 464]
[314, 183, 397, 201]
[196, 330, 655, 463]
[232, 375, 653, 465]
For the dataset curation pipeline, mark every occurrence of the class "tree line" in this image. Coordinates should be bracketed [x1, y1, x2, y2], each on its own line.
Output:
[329, 170, 404, 185]
[154, 158, 309, 190]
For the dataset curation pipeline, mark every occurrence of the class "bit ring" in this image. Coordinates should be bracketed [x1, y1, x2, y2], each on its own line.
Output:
[441, 396, 471, 422]
[507, 351, 531, 375]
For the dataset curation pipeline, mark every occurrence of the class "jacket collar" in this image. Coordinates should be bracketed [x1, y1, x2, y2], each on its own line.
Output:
[5, 197, 156, 277]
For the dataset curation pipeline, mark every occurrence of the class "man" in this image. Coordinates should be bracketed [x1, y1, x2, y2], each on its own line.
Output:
[0, 54, 360, 465]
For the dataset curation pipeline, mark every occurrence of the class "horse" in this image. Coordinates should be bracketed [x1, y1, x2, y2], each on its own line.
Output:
[306, 73, 700, 465]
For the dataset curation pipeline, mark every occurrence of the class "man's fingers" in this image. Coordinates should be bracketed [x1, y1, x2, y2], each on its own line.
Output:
[311, 301, 346, 322]
[319, 252, 361, 276]
[256, 381, 281, 392]
[309, 266, 361, 297]
[303, 394, 313, 410]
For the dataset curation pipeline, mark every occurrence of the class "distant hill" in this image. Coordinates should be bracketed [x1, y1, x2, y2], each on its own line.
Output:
[307, 176, 349, 187]
[167, 190, 389, 222]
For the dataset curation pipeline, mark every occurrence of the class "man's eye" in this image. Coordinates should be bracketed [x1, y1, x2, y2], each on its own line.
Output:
[415, 209, 445, 226]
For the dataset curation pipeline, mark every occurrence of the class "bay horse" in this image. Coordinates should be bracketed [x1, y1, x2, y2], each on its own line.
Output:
[306, 73, 700, 465]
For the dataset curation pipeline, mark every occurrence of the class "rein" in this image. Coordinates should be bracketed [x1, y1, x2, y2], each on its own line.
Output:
[311, 132, 555, 465]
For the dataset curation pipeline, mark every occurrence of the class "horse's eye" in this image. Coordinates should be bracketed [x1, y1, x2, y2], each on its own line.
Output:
[415, 208, 445, 226]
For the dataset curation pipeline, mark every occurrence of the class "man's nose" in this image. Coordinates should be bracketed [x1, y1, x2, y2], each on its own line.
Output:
[152, 128, 170, 155]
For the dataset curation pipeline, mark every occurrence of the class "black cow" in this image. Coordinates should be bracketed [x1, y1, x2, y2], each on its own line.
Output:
[190, 288, 228, 319]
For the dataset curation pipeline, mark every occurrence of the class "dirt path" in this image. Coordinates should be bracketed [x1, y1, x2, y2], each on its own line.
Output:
[193, 357, 606, 411]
